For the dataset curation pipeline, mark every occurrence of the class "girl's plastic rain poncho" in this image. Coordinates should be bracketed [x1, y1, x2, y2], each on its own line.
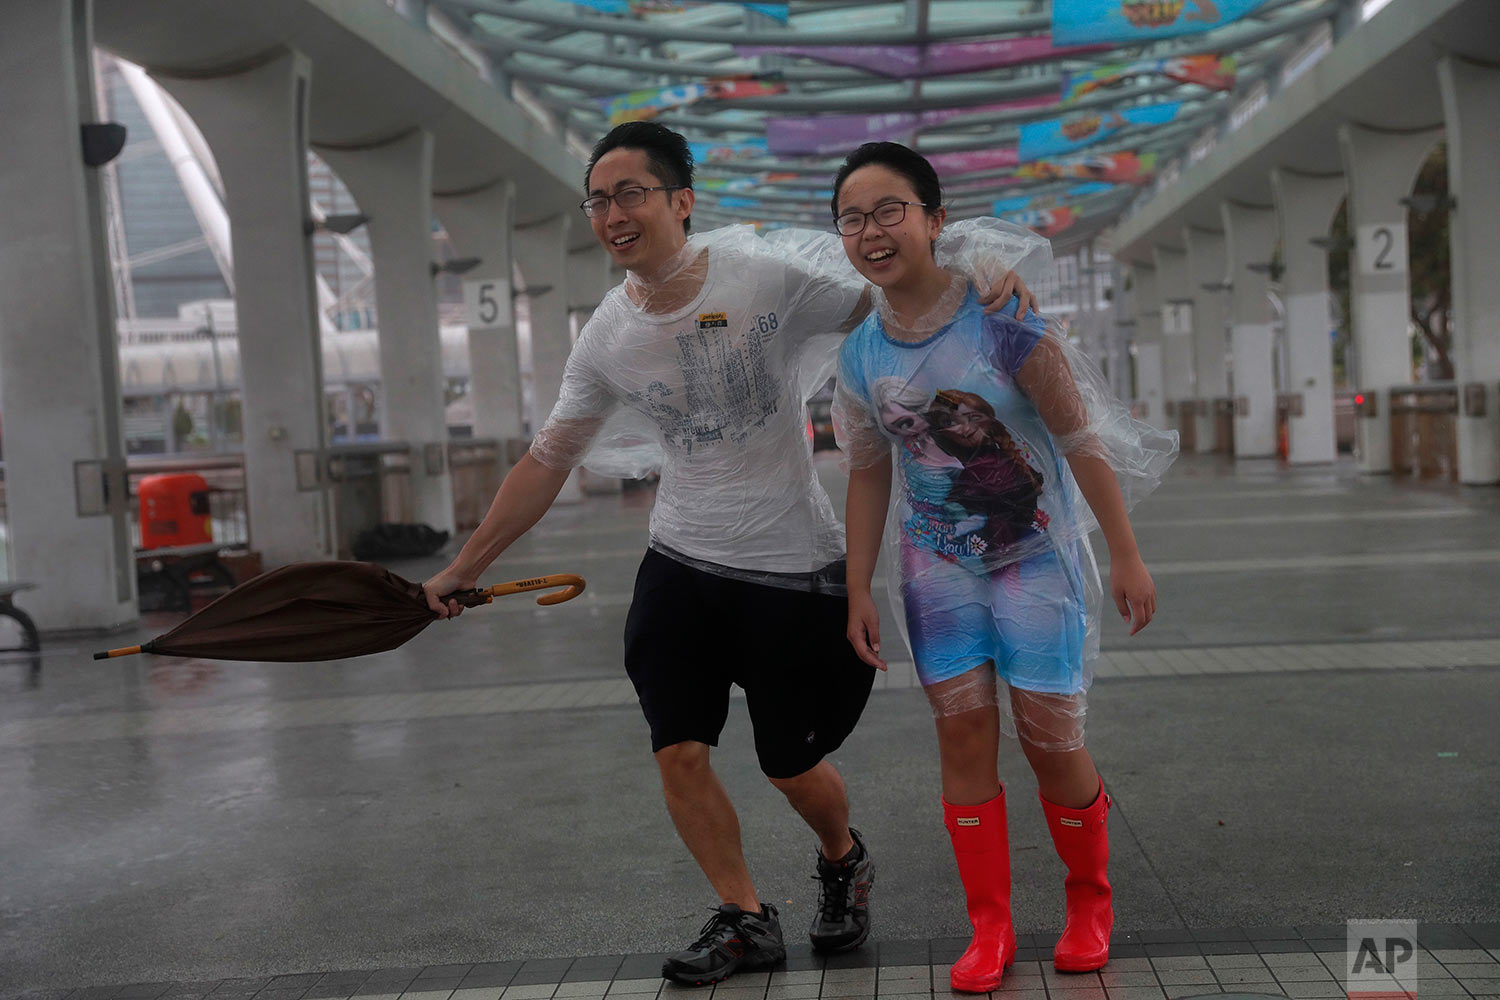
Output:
[833, 265, 1177, 747]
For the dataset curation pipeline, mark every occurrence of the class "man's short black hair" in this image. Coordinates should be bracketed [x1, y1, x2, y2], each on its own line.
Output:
[585, 121, 695, 234]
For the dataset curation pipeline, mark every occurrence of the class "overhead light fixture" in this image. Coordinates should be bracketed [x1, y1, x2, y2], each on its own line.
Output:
[303, 213, 370, 236]
[1309, 235, 1353, 251]
[1398, 194, 1455, 213]
[1246, 261, 1284, 279]
[431, 256, 482, 277]
[1200, 280, 1233, 292]
[80, 122, 128, 167]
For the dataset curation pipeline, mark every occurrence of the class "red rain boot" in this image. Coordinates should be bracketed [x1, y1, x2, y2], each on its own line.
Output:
[1040, 778, 1113, 972]
[943, 791, 1017, 993]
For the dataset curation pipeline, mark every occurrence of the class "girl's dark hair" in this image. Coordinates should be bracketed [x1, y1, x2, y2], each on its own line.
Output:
[585, 121, 695, 234]
[830, 141, 944, 219]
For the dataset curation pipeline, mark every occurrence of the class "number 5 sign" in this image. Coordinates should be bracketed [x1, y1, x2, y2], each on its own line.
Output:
[463, 278, 513, 330]
[1356, 223, 1407, 277]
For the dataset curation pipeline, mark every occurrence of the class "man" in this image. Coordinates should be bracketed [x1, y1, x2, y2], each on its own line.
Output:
[423, 122, 1036, 986]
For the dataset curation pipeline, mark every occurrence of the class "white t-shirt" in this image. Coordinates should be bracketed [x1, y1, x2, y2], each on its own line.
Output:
[531, 227, 867, 581]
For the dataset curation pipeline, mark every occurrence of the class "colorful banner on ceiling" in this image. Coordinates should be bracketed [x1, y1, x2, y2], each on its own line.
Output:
[602, 78, 786, 125]
[1051, 0, 1268, 45]
[991, 182, 1117, 216]
[1007, 206, 1078, 238]
[569, 0, 788, 20]
[1061, 53, 1236, 102]
[698, 171, 799, 192]
[926, 149, 1021, 177]
[1014, 150, 1157, 184]
[735, 36, 1110, 78]
[688, 138, 768, 163]
[1018, 101, 1181, 160]
[767, 95, 1056, 156]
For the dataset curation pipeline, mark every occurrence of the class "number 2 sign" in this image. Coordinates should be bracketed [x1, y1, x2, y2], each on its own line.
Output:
[1356, 223, 1407, 277]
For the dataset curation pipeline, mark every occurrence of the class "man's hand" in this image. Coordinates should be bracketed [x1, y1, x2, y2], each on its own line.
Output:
[423, 566, 476, 619]
[977, 270, 1039, 320]
[1110, 553, 1157, 636]
[846, 590, 887, 671]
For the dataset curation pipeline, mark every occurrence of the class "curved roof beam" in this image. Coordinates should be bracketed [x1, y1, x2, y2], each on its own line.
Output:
[438, 0, 1049, 46]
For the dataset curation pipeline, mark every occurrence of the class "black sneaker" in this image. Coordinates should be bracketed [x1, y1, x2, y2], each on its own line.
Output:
[809, 827, 874, 953]
[660, 903, 786, 986]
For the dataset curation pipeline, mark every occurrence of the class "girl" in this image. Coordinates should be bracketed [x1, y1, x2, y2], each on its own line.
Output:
[829, 142, 1174, 992]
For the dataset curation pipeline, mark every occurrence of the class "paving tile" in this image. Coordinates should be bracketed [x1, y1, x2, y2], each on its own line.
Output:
[1277, 983, 1344, 997]
[1100, 973, 1160, 988]
[1047, 988, 1109, 1000]
[1149, 960, 1209, 973]
[552, 986, 611, 999]
[1213, 970, 1278, 985]
[1206, 957, 1268, 970]
[1145, 945, 1205, 959]
[500, 988, 557, 1000]
[1153, 972, 1216, 986]
[1107, 961, 1157, 974]
[451, 991, 505, 1000]
[991, 990, 1045, 1000]
[1269, 967, 1333, 982]
[1101, 988, 1167, 1000]
[604, 984, 662, 997]
[766, 974, 823, 987]
[417, 973, 474, 984]
[761, 987, 819, 1000]
[1433, 952, 1497, 965]
[1162, 986, 1224, 999]
[400, 991, 454, 1000]
[1445, 965, 1500, 979]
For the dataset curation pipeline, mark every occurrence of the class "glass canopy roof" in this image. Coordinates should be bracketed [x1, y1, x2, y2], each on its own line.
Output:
[431, 0, 1342, 249]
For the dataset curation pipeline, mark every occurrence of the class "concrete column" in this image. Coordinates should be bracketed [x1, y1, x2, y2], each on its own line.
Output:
[1338, 123, 1443, 474]
[0, 0, 135, 629]
[433, 179, 523, 443]
[154, 52, 331, 566]
[1108, 260, 1130, 402]
[1270, 168, 1345, 465]
[1220, 200, 1279, 458]
[319, 130, 454, 534]
[567, 243, 615, 331]
[1131, 264, 1167, 432]
[513, 214, 573, 430]
[1438, 56, 1500, 485]
[1151, 245, 1196, 442]
[1183, 227, 1230, 454]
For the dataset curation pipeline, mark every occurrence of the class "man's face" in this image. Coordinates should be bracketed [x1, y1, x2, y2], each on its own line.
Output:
[586, 148, 694, 273]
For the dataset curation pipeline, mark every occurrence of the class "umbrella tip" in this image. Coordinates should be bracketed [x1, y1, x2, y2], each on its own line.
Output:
[92, 651, 109, 660]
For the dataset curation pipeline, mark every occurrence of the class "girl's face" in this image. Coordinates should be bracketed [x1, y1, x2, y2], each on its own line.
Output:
[835, 164, 945, 291]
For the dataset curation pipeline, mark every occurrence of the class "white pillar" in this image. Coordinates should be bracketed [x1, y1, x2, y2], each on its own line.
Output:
[513, 213, 576, 500]
[434, 180, 523, 444]
[319, 130, 455, 534]
[1151, 245, 1196, 442]
[1338, 123, 1443, 474]
[1438, 56, 1500, 486]
[1270, 168, 1345, 465]
[1131, 264, 1167, 432]
[1183, 226, 1231, 454]
[0, 0, 136, 629]
[1220, 200, 1279, 458]
[513, 214, 573, 429]
[567, 243, 615, 330]
[155, 52, 332, 566]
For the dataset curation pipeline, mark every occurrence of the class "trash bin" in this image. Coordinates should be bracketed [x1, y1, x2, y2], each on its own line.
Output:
[139, 473, 212, 549]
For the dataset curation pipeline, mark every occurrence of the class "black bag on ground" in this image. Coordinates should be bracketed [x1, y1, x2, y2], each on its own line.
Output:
[350, 523, 450, 561]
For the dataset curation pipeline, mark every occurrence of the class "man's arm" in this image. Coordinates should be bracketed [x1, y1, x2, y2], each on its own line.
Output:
[422, 451, 572, 616]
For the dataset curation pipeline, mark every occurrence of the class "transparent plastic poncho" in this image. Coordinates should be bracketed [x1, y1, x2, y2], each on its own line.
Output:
[834, 272, 1178, 747]
[529, 220, 1058, 591]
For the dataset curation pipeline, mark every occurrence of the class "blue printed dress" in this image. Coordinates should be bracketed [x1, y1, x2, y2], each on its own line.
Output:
[836, 281, 1095, 695]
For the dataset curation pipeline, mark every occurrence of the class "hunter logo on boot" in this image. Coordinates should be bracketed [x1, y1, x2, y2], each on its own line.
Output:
[956, 816, 981, 826]
[1060, 817, 1084, 827]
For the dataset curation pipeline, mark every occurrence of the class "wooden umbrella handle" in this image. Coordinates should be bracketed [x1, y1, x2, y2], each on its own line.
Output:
[483, 573, 587, 606]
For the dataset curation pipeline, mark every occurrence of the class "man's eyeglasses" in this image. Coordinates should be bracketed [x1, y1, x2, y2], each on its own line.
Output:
[580, 185, 684, 218]
[834, 201, 931, 237]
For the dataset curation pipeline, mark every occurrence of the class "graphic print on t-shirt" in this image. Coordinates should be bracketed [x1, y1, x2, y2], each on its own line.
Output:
[648, 308, 780, 451]
[872, 376, 1047, 567]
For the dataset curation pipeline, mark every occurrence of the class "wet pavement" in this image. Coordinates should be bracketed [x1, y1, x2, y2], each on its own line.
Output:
[2, 453, 1497, 999]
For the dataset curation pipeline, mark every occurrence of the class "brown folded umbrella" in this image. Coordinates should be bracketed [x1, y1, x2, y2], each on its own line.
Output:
[93, 561, 585, 662]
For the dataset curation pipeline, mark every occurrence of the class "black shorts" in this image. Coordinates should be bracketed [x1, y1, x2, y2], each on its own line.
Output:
[623, 548, 876, 780]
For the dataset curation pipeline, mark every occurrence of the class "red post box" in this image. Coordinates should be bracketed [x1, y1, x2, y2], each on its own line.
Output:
[139, 473, 212, 549]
